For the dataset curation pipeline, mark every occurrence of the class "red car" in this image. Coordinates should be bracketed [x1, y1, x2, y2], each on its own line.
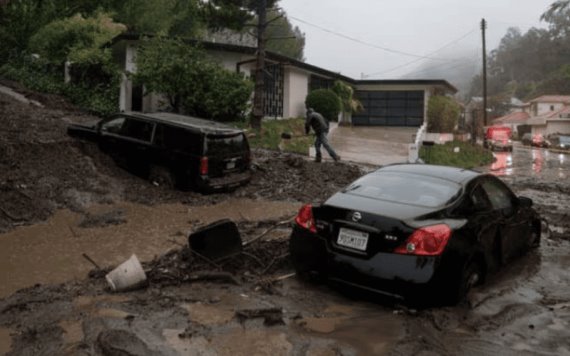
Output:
[484, 126, 513, 152]
[531, 134, 550, 148]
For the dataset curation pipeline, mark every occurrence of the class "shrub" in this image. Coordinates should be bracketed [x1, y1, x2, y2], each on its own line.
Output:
[134, 36, 253, 122]
[427, 95, 461, 133]
[305, 89, 342, 122]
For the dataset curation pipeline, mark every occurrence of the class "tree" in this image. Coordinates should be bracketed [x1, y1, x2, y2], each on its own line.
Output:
[134, 36, 253, 121]
[305, 89, 342, 122]
[427, 96, 460, 133]
[332, 81, 362, 125]
[265, 10, 305, 60]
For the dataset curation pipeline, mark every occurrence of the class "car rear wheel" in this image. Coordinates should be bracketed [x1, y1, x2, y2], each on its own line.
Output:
[149, 165, 176, 189]
[449, 260, 484, 305]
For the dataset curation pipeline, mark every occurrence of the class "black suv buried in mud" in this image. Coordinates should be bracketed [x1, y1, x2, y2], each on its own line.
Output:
[67, 112, 251, 192]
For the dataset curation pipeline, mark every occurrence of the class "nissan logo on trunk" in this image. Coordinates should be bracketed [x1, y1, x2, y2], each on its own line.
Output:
[352, 212, 362, 222]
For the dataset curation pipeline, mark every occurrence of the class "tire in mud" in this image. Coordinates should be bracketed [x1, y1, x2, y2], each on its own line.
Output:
[448, 260, 484, 306]
[148, 165, 176, 189]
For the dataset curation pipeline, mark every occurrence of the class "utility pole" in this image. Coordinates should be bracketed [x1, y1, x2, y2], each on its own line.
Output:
[481, 18, 488, 128]
[251, 0, 267, 130]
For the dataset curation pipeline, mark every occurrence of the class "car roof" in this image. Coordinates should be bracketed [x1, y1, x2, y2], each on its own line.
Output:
[124, 112, 243, 135]
[376, 164, 481, 184]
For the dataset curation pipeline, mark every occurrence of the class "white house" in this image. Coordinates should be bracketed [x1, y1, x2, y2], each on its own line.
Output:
[108, 33, 457, 127]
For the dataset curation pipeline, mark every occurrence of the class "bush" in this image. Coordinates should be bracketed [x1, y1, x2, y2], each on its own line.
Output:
[427, 95, 460, 133]
[305, 89, 342, 122]
[134, 36, 253, 122]
[419, 141, 493, 168]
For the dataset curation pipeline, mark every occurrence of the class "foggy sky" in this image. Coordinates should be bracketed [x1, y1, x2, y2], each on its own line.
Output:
[279, 0, 554, 82]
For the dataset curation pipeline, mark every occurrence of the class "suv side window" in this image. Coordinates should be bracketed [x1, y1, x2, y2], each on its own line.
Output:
[481, 177, 514, 211]
[154, 124, 202, 154]
[119, 118, 154, 142]
[101, 117, 125, 134]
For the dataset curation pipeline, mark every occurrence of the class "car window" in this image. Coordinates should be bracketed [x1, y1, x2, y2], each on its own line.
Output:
[206, 134, 248, 156]
[470, 184, 491, 211]
[154, 124, 202, 154]
[119, 118, 154, 142]
[101, 117, 125, 134]
[345, 172, 462, 208]
[481, 178, 514, 211]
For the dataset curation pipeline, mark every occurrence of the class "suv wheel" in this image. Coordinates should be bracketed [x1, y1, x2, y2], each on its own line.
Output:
[149, 165, 176, 189]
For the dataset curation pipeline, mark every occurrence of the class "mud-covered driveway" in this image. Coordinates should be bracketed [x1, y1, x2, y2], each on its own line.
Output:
[1, 85, 570, 355]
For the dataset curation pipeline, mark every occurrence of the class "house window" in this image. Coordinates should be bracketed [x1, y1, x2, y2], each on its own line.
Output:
[550, 105, 555, 111]
[309, 75, 335, 92]
[263, 64, 284, 118]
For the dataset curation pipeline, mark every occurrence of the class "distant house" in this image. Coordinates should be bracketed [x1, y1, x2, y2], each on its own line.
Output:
[107, 33, 457, 127]
[493, 95, 570, 137]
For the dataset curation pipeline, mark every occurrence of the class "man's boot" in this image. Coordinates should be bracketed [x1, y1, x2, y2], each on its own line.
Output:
[315, 154, 322, 163]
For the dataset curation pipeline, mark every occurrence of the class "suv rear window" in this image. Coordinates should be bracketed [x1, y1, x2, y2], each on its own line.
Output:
[206, 134, 247, 156]
[345, 172, 462, 208]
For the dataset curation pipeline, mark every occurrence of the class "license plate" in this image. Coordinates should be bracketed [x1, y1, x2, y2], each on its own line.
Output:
[226, 161, 236, 170]
[337, 228, 369, 251]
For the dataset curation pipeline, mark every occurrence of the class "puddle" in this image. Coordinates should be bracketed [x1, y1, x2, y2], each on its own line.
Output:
[298, 312, 402, 355]
[0, 199, 299, 298]
[0, 328, 12, 355]
[182, 302, 235, 326]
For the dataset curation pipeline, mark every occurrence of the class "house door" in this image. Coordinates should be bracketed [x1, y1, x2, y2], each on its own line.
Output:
[352, 90, 424, 127]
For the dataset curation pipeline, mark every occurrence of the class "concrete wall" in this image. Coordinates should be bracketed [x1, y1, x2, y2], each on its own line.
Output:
[119, 44, 137, 112]
[546, 120, 570, 135]
[283, 67, 309, 118]
[531, 124, 546, 136]
[534, 102, 566, 116]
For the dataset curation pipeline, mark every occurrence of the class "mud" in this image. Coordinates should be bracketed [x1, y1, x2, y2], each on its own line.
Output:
[2, 84, 570, 355]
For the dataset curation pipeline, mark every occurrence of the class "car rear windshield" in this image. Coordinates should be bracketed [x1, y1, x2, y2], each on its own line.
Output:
[206, 134, 247, 156]
[344, 172, 462, 208]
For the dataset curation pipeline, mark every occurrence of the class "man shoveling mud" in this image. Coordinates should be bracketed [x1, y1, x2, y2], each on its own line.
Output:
[305, 108, 340, 163]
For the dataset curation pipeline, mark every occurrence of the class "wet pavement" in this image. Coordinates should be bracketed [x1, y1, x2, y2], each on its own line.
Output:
[488, 142, 570, 179]
[326, 126, 416, 165]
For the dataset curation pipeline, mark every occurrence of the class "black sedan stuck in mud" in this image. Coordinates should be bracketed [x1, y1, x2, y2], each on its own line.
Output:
[290, 164, 541, 305]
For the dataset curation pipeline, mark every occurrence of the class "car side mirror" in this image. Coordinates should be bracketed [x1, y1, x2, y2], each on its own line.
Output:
[518, 196, 533, 208]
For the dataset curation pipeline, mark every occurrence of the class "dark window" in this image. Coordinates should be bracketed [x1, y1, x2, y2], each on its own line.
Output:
[309, 75, 335, 92]
[345, 172, 462, 208]
[119, 118, 154, 142]
[481, 178, 514, 211]
[101, 117, 125, 134]
[470, 185, 491, 211]
[154, 124, 202, 154]
[263, 64, 284, 117]
[206, 134, 248, 156]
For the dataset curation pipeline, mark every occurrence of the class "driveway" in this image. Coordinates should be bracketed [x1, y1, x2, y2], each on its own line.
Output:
[312, 125, 417, 166]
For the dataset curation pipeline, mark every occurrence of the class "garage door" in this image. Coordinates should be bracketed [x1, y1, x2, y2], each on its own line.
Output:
[352, 91, 424, 126]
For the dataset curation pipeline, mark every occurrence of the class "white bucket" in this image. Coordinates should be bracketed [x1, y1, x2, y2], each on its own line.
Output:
[105, 254, 147, 292]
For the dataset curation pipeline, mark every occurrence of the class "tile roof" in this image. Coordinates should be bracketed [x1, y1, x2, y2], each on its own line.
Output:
[493, 111, 530, 124]
[529, 95, 570, 104]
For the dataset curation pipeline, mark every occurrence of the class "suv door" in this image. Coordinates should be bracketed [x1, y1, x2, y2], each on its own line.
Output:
[100, 115, 155, 172]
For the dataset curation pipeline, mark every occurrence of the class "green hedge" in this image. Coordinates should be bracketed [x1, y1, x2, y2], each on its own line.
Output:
[305, 89, 342, 122]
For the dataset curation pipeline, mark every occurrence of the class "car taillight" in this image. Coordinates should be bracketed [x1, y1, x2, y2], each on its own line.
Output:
[295, 204, 317, 233]
[200, 156, 208, 175]
[394, 224, 451, 256]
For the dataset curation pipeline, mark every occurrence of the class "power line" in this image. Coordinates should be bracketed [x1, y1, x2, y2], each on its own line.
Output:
[364, 28, 478, 78]
[288, 15, 451, 61]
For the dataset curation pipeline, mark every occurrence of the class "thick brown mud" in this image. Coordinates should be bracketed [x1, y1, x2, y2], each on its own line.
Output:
[2, 86, 570, 355]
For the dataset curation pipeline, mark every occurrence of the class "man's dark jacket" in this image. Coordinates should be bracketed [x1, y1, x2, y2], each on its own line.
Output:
[305, 111, 329, 135]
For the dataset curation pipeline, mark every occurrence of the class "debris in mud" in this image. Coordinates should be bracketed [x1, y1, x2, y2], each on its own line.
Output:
[105, 255, 148, 293]
[235, 307, 285, 326]
[97, 329, 157, 356]
[177, 323, 211, 340]
[188, 219, 242, 261]
[78, 209, 127, 228]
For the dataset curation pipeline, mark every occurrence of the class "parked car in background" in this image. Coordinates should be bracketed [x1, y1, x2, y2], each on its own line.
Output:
[484, 126, 513, 152]
[521, 133, 532, 146]
[531, 134, 550, 148]
[548, 135, 570, 151]
[67, 112, 251, 192]
[290, 164, 541, 305]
